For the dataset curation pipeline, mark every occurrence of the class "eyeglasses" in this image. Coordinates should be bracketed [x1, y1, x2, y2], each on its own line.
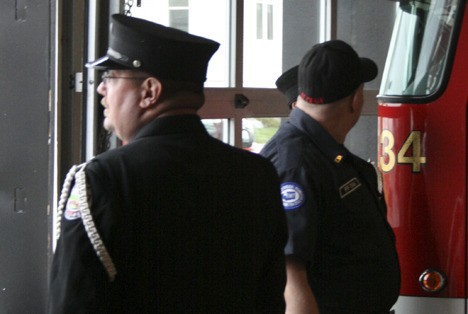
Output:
[101, 72, 149, 84]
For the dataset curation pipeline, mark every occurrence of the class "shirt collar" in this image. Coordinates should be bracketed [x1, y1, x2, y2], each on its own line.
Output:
[288, 108, 349, 164]
[133, 114, 207, 141]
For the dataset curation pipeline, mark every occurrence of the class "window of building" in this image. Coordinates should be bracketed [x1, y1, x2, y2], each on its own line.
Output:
[132, 0, 231, 88]
[168, 0, 189, 32]
[243, 0, 283, 88]
[256, 1, 274, 40]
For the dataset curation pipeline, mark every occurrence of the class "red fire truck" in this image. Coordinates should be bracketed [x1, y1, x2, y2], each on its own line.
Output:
[378, 0, 468, 312]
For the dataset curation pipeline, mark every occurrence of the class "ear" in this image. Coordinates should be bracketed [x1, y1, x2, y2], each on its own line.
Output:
[350, 84, 364, 113]
[140, 77, 162, 109]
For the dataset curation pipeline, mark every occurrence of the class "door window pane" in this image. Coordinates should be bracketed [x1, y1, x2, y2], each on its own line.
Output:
[243, 0, 283, 88]
[202, 118, 283, 153]
[169, 0, 188, 6]
[267, 5, 274, 40]
[202, 119, 229, 144]
[129, 0, 230, 87]
[244, 0, 323, 88]
[256, 4, 263, 39]
[169, 10, 188, 31]
[243, 117, 283, 153]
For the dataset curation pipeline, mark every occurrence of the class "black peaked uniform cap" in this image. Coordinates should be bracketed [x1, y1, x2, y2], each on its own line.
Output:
[86, 14, 220, 88]
[275, 65, 299, 108]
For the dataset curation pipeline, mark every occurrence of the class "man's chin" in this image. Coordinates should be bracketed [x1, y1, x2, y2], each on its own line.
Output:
[103, 121, 114, 133]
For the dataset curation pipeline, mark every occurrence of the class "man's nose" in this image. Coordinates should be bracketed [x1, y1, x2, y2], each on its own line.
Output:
[97, 81, 106, 95]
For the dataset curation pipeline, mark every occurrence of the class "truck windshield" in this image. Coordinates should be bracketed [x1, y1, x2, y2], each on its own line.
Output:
[379, 0, 460, 97]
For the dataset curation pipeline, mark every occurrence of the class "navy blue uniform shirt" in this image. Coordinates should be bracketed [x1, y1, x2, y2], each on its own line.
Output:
[260, 108, 400, 313]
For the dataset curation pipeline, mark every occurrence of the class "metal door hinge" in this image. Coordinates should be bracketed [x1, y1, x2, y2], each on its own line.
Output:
[69, 72, 83, 92]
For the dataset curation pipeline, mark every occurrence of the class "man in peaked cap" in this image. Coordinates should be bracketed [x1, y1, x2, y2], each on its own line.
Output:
[261, 40, 400, 314]
[49, 14, 287, 313]
[275, 65, 299, 109]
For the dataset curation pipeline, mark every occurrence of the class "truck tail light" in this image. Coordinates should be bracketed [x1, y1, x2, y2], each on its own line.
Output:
[419, 269, 447, 293]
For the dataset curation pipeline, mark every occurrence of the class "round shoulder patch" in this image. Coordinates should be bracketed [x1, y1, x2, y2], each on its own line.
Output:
[64, 185, 81, 220]
[281, 182, 305, 211]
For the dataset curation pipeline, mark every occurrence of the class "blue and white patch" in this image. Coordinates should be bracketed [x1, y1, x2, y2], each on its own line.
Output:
[281, 182, 305, 211]
[64, 185, 81, 220]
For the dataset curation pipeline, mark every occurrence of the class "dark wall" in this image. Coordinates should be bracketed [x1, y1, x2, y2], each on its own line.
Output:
[282, 0, 396, 90]
[0, 0, 50, 312]
[337, 0, 397, 90]
[282, 0, 321, 71]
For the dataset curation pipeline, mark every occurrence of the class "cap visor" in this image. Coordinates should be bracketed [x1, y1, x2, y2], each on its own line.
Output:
[85, 55, 130, 70]
[360, 58, 378, 82]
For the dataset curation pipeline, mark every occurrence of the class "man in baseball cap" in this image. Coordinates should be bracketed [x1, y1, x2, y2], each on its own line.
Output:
[261, 40, 400, 313]
[49, 14, 288, 313]
[298, 39, 378, 105]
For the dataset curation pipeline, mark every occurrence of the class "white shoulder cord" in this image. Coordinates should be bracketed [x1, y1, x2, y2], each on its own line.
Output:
[369, 160, 383, 195]
[55, 164, 80, 241]
[55, 163, 117, 282]
[75, 165, 117, 282]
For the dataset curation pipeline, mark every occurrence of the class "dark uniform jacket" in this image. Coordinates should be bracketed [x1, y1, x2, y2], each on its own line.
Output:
[49, 114, 287, 313]
[260, 109, 400, 313]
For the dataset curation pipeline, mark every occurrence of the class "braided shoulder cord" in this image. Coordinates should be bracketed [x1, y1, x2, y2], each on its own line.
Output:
[370, 160, 383, 195]
[55, 164, 79, 241]
[75, 166, 118, 282]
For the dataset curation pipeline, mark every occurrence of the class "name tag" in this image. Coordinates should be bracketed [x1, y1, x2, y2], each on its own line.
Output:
[339, 178, 361, 198]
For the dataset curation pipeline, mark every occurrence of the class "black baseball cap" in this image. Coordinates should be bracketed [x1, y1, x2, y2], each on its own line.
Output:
[275, 65, 299, 108]
[298, 40, 377, 104]
[86, 14, 220, 89]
